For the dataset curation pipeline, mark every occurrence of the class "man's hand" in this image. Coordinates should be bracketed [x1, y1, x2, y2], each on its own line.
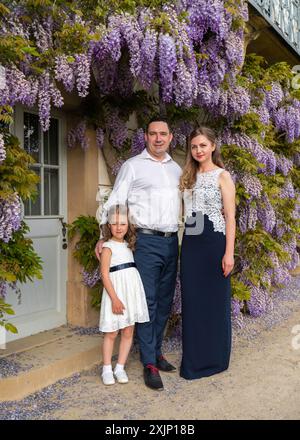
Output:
[95, 239, 105, 261]
[112, 298, 125, 315]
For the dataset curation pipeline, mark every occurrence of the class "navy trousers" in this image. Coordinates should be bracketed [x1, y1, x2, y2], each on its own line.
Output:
[134, 232, 178, 366]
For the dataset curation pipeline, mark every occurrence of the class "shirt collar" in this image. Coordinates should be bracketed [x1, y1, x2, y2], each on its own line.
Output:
[141, 148, 172, 163]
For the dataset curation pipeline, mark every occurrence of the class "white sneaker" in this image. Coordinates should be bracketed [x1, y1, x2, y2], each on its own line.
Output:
[114, 369, 129, 384]
[102, 370, 115, 385]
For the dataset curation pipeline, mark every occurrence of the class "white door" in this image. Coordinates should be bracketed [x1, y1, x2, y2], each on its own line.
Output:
[5, 108, 67, 342]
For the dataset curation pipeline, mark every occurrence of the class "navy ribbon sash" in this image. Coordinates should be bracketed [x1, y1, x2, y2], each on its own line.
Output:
[110, 262, 137, 273]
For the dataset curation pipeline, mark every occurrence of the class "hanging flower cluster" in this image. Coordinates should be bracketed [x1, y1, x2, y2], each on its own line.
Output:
[0, 194, 22, 243]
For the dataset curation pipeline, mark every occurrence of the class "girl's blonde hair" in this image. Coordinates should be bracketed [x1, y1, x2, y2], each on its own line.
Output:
[101, 204, 136, 250]
[179, 126, 224, 191]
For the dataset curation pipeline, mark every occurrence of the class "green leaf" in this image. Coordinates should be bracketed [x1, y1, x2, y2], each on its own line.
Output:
[5, 323, 18, 334]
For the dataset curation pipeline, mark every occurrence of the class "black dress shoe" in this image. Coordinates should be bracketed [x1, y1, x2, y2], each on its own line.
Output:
[156, 355, 176, 372]
[143, 364, 164, 390]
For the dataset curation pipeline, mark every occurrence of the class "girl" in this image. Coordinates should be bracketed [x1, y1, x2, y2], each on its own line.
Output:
[99, 204, 149, 385]
[179, 126, 236, 380]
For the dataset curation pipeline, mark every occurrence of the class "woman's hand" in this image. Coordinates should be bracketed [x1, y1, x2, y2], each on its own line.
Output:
[112, 298, 125, 315]
[222, 253, 234, 277]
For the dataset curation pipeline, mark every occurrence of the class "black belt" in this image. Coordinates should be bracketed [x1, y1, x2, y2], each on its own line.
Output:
[136, 228, 177, 238]
[110, 262, 136, 273]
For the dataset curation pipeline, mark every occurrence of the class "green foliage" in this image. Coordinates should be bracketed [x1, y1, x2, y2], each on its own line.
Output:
[68, 215, 100, 271]
[0, 131, 39, 201]
[0, 222, 43, 284]
[231, 278, 250, 301]
[0, 299, 18, 334]
[68, 215, 102, 308]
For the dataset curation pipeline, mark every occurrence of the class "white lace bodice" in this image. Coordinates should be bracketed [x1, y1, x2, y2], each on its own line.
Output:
[183, 168, 226, 235]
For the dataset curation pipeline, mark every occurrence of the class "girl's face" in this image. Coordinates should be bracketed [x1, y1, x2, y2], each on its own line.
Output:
[109, 213, 128, 240]
[190, 134, 215, 165]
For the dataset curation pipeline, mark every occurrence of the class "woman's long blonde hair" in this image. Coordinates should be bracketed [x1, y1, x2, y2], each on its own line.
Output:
[101, 204, 136, 251]
[179, 126, 224, 191]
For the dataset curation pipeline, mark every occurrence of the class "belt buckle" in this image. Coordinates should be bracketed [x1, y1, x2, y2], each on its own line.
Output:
[164, 232, 172, 237]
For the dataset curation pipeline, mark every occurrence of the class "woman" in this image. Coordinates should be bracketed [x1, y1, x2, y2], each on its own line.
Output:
[179, 126, 236, 380]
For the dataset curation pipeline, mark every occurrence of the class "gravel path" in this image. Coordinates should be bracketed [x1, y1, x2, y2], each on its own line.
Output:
[1, 276, 300, 420]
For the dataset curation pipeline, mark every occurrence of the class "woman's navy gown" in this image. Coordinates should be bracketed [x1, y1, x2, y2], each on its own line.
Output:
[180, 168, 232, 380]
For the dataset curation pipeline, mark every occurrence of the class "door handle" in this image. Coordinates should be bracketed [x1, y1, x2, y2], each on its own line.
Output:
[59, 218, 68, 249]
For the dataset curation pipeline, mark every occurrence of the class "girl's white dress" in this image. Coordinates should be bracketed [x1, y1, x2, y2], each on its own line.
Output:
[99, 240, 149, 332]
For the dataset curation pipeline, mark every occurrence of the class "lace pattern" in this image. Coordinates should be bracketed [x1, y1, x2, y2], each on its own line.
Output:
[184, 168, 226, 235]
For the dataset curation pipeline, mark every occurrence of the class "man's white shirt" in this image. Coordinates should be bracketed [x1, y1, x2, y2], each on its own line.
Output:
[101, 148, 182, 232]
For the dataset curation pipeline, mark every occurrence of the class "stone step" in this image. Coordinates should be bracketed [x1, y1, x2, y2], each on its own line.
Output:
[0, 326, 109, 402]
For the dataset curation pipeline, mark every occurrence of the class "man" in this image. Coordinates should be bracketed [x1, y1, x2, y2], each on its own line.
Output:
[95, 117, 182, 390]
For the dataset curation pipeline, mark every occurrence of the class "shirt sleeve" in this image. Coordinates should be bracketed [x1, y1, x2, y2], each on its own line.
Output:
[100, 161, 135, 225]
[102, 241, 113, 251]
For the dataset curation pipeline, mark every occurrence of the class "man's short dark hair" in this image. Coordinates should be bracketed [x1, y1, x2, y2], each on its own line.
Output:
[146, 116, 172, 133]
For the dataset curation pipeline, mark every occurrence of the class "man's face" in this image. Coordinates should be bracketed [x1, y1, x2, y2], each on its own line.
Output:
[145, 121, 173, 159]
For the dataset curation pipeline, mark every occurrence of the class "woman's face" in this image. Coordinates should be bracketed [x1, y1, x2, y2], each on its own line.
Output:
[190, 134, 215, 165]
[109, 213, 128, 240]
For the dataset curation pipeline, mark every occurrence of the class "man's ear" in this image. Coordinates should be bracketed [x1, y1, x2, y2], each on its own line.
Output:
[169, 133, 173, 143]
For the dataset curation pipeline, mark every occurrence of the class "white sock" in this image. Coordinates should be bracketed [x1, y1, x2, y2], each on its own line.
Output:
[103, 364, 112, 374]
[114, 363, 124, 373]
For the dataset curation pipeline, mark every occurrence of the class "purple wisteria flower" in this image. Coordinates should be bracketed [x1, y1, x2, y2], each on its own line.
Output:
[131, 128, 145, 156]
[111, 158, 125, 176]
[231, 298, 242, 317]
[225, 31, 245, 66]
[171, 127, 187, 149]
[32, 17, 53, 53]
[247, 285, 273, 317]
[221, 130, 276, 175]
[0, 281, 7, 299]
[0, 194, 22, 243]
[96, 127, 104, 149]
[74, 54, 90, 98]
[4, 66, 32, 107]
[171, 271, 181, 315]
[67, 120, 89, 150]
[273, 219, 289, 239]
[173, 60, 193, 107]
[55, 55, 75, 93]
[105, 110, 128, 149]
[82, 268, 101, 288]
[273, 99, 300, 142]
[255, 104, 270, 125]
[159, 33, 177, 103]
[139, 28, 157, 89]
[276, 154, 293, 176]
[282, 237, 299, 270]
[238, 203, 258, 233]
[257, 194, 276, 233]
[269, 252, 292, 286]
[280, 179, 295, 199]
[38, 72, 51, 131]
[264, 82, 284, 111]
[240, 174, 262, 198]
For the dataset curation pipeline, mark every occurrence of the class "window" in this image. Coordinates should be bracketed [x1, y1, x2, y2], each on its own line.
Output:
[24, 112, 60, 216]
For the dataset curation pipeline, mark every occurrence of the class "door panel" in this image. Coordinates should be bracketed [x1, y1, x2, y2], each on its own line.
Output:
[5, 107, 67, 342]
